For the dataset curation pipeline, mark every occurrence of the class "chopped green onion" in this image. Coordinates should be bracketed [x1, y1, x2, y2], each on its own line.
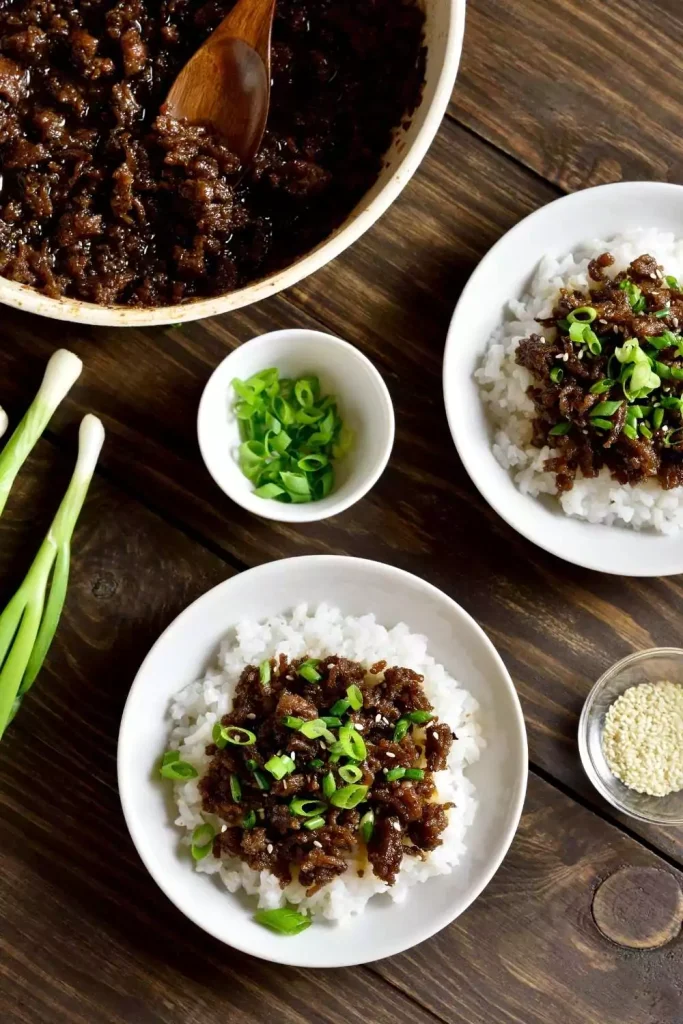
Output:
[653, 407, 665, 430]
[160, 759, 198, 781]
[290, 797, 327, 817]
[254, 907, 312, 936]
[299, 659, 321, 683]
[584, 329, 602, 355]
[308, 758, 324, 770]
[359, 809, 374, 843]
[162, 750, 179, 767]
[660, 396, 683, 410]
[242, 810, 257, 829]
[590, 401, 623, 417]
[282, 715, 305, 730]
[404, 768, 425, 780]
[591, 417, 615, 431]
[346, 685, 363, 711]
[548, 422, 571, 436]
[230, 774, 242, 802]
[639, 423, 653, 439]
[330, 784, 368, 809]
[386, 766, 407, 782]
[667, 275, 680, 289]
[549, 366, 564, 384]
[620, 280, 643, 311]
[245, 758, 258, 770]
[215, 725, 257, 747]
[303, 816, 326, 831]
[232, 369, 351, 506]
[259, 660, 271, 686]
[408, 710, 434, 725]
[322, 771, 336, 800]
[622, 423, 638, 441]
[339, 764, 363, 784]
[330, 698, 350, 717]
[589, 379, 615, 395]
[393, 718, 409, 743]
[567, 306, 597, 324]
[321, 716, 343, 727]
[569, 321, 588, 345]
[335, 724, 367, 761]
[253, 770, 270, 791]
[300, 718, 330, 740]
[655, 308, 671, 319]
[663, 428, 683, 448]
[191, 823, 215, 860]
[264, 755, 295, 780]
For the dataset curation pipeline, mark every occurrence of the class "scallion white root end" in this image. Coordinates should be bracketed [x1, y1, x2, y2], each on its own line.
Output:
[0, 408, 7, 440]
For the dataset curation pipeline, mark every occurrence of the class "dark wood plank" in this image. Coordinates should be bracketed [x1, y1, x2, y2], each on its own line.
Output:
[1, 117, 682, 866]
[0, 444, 438, 1024]
[374, 775, 683, 1024]
[452, 0, 683, 189]
[3, 442, 681, 1023]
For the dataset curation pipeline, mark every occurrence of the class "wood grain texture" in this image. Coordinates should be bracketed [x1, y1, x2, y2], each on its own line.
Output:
[375, 778, 683, 1024]
[2, 448, 681, 1024]
[0, 117, 681, 863]
[453, 0, 683, 190]
[592, 867, 683, 950]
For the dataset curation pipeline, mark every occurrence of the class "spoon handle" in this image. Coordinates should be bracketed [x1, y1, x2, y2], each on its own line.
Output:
[212, 0, 276, 56]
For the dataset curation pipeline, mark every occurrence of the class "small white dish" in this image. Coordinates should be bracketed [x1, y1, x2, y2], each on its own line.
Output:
[444, 181, 683, 576]
[117, 555, 528, 968]
[198, 329, 394, 522]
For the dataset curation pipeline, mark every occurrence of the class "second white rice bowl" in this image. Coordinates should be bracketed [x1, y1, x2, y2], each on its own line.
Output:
[167, 603, 484, 925]
[476, 228, 683, 534]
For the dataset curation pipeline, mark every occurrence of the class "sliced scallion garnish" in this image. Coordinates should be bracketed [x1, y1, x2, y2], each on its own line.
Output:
[259, 660, 271, 687]
[230, 774, 242, 802]
[329, 783, 368, 809]
[191, 823, 215, 860]
[282, 715, 305, 729]
[386, 766, 407, 782]
[242, 809, 257, 829]
[548, 421, 571, 436]
[567, 306, 597, 324]
[299, 659, 321, 683]
[338, 764, 362, 784]
[253, 907, 312, 935]
[404, 768, 425, 780]
[330, 698, 351, 717]
[322, 771, 336, 800]
[408, 710, 434, 725]
[393, 718, 409, 743]
[346, 684, 363, 710]
[549, 366, 564, 384]
[290, 798, 327, 817]
[359, 809, 374, 844]
[303, 815, 326, 831]
[264, 754, 295, 780]
[160, 756, 198, 781]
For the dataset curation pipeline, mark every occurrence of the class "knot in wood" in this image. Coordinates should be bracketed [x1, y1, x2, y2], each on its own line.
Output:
[592, 866, 683, 950]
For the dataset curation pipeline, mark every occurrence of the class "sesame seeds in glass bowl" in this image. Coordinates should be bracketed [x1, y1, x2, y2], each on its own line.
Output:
[579, 648, 683, 825]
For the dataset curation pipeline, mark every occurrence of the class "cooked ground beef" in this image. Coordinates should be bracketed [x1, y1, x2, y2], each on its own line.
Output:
[0, 0, 425, 306]
[517, 253, 683, 492]
[200, 654, 454, 894]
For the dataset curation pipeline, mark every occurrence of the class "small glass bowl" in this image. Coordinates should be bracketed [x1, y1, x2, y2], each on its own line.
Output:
[578, 648, 683, 826]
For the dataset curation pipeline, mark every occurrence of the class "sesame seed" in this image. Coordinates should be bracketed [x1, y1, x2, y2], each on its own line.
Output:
[599, 318, 608, 324]
[386, 751, 396, 759]
[221, 825, 227, 832]
[392, 821, 401, 832]
[563, 352, 569, 361]
[432, 731, 439, 740]
[246, 713, 256, 719]
[354, 723, 363, 731]
[267, 844, 273, 854]
[383, 768, 388, 774]
[578, 349, 585, 359]
[375, 714, 382, 723]
[327, 663, 335, 670]
[602, 681, 683, 796]
[290, 751, 296, 760]
[554, 353, 564, 360]
[313, 840, 323, 849]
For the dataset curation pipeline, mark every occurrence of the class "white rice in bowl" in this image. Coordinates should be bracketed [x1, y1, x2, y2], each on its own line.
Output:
[166, 602, 484, 925]
[476, 228, 683, 534]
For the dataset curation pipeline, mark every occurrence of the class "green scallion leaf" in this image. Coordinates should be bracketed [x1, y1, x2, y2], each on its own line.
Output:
[590, 400, 623, 418]
[589, 379, 615, 395]
[393, 718, 409, 743]
[404, 768, 425, 780]
[282, 715, 305, 730]
[259, 660, 271, 687]
[567, 306, 597, 324]
[339, 764, 363, 784]
[639, 422, 653, 439]
[321, 716, 343, 727]
[549, 366, 564, 384]
[322, 771, 336, 800]
[298, 658, 321, 683]
[346, 685, 363, 711]
[329, 784, 368, 809]
[230, 774, 242, 803]
[253, 770, 270, 791]
[308, 758, 325, 770]
[549, 422, 571, 437]
[160, 758, 198, 781]
[253, 907, 312, 936]
[330, 698, 351, 717]
[591, 417, 615, 431]
[290, 798, 327, 817]
[191, 823, 215, 860]
[264, 754, 296, 780]
[242, 809, 257, 829]
[408, 710, 434, 725]
[386, 766, 407, 782]
[303, 815, 326, 831]
[653, 407, 665, 430]
[359, 809, 374, 844]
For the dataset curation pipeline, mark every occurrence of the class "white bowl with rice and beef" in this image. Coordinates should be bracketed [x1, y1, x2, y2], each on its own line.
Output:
[444, 181, 683, 577]
[117, 555, 527, 967]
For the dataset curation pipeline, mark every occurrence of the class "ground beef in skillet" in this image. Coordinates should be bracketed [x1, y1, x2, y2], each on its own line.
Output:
[0, 0, 425, 306]
[199, 654, 455, 894]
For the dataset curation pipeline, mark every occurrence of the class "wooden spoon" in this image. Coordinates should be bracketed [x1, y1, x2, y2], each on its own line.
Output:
[163, 0, 277, 168]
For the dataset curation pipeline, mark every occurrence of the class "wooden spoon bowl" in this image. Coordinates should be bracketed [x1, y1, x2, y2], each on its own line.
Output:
[163, 0, 276, 168]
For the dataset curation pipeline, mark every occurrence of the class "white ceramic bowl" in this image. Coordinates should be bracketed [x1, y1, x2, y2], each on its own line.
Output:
[118, 555, 528, 967]
[0, 0, 466, 328]
[197, 328, 395, 522]
[444, 181, 683, 577]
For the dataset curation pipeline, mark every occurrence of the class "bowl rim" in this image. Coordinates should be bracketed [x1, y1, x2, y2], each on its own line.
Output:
[578, 646, 683, 825]
[0, 0, 467, 328]
[443, 179, 683, 577]
[196, 328, 396, 522]
[117, 553, 529, 966]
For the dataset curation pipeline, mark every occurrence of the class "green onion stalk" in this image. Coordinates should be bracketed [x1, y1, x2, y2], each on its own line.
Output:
[0, 350, 83, 517]
[0, 414, 105, 737]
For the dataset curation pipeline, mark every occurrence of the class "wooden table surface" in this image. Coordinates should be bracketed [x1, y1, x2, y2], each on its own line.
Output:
[3, 0, 683, 1021]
